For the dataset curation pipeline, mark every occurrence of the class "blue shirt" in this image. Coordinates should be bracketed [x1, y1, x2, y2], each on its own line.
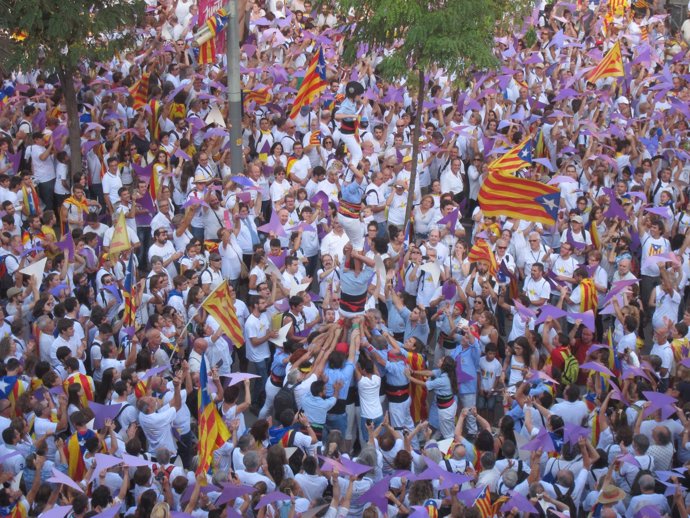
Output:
[385, 301, 407, 333]
[324, 361, 355, 399]
[426, 369, 454, 397]
[270, 349, 289, 377]
[450, 340, 481, 394]
[301, 393, 337, 425]
[342, 180, 364, 204]
[336, 98, 358, 121]
[384, 358, 409, 387]
[340, 265, 374, 295]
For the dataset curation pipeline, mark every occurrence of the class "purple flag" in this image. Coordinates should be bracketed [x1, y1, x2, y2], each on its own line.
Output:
[135, 191, 155, 226]
[521, 427, 556, 452]
[254, 491, 290, 510]
[579, 361, 615, 378]
[56, 232, 75, 261]
[535, 305, 567, 325]
[88, 402, 123, 430]
[642, 391, 677, 419]
[438, 208, 459, 235]
[215, 484, 255, 506]
[258, 211, 287, 237]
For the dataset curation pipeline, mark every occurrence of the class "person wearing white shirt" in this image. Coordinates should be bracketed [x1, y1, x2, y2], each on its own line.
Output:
[148, 228, 182, 279]
[649, 326, 674, 388]
[649, 273, 681, 331]
[440, 157, 465, 198]
[320, 220, 350, 265]
[136, 380, 183, 457]
[102, 157, 124, 212]
[236, 451, 275, 492]
[548, 385, 591, 426]
[245, 297, 277, 404]
[287, 143, 312, 187]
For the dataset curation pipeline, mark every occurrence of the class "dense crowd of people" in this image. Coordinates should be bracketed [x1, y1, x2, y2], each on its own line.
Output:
[1, 0, 690, 517]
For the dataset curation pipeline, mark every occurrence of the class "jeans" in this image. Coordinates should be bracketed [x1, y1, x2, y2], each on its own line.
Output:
[250, 358, 270, 406]
[376, 221, 388, 239]
[190, 226, 205, 243]
[37, 179, 56, 213]
[324, 412, 347, 439]
[137, 226, 152, 271]
[459, 393, 478, 435]
[359, 414, 383, 444]
[177, 430, 194, 470]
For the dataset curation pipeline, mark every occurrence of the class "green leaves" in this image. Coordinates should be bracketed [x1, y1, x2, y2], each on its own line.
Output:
[1, 0, 144, 71]
[334, 0, 528, 82]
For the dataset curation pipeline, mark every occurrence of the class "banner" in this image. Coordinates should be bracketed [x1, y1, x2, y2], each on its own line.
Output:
[199, 0, 227, 55]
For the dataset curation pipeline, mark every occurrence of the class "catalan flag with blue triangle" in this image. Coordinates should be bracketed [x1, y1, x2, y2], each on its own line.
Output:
[196, 355, 230, 475]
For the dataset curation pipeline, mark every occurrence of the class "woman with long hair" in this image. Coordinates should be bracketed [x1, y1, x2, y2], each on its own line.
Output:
[494, 415, 518, 459]
[502, 336, 537, 390]
[407, 355, 458, 439]
[96, 367, 117, 404]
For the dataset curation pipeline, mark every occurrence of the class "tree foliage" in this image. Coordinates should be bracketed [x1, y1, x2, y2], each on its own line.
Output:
[333, 0, 532, 222]
[335, 0, 530, 82]
[0, 0, 144, 72]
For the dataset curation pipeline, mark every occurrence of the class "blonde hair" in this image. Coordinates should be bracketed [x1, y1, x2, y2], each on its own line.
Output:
[151, 503, 170, 518]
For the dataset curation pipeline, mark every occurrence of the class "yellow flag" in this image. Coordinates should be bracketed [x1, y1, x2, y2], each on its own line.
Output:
[109, 211, 131, 256]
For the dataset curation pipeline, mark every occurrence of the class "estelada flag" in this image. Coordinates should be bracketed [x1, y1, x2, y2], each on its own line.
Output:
[488, 136, 533, 175]
[197, 355, 230, 475]
[478, 171, 561, 225]
[201, 280, 245, 348]
[586, 40, 624, 83]
[289, 47, 327, 119]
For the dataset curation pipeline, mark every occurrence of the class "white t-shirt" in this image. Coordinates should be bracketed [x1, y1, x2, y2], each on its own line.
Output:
[357, 375, 383, 419]
[549, 400, 590, 426]
[244, 313, 271, 362]
[28, 144, 56, 183]
[138, 405, 178, 455]
[102, 172, 123, 205]
[479, 357, 502, 392]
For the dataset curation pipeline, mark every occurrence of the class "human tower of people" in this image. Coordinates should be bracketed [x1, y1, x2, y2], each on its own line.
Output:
[0, 0, 689, 517]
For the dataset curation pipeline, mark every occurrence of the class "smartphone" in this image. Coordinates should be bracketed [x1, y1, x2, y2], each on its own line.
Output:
[216, 359, 224, 368]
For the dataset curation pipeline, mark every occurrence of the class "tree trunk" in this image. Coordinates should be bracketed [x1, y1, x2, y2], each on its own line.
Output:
[60, 66, 82, 186]
[403, 68, 425, 228]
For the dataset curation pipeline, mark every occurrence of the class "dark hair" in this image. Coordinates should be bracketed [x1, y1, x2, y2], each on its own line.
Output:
[440, 356, 458, 394]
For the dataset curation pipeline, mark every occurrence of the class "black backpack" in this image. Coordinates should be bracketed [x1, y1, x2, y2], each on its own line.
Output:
[272, 382, 299, 421]
[553, 484, 577, 518]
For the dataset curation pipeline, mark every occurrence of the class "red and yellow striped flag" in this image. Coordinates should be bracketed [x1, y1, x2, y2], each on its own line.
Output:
[197, 355, 230, 474]
[474, 486, 493, 518]
[468, 239, 497, 276]
[243, 87, 272, 108]
[586, 41, 625, 83]
[63, 374, 95, 407]
[579, 278, 599, 313]
[488, 136, 533, 175]
[478, 170, 561, 225]
[65, 431, 89, 481]
[286, 156, 297, 178]
[289, 47, 328, 119]
[408, 352, 428, 423]
[123, 253, 137, 327]
[198, 9, 228, 65]
[129, 72, 150, 110]
[201, 280, 245, 348]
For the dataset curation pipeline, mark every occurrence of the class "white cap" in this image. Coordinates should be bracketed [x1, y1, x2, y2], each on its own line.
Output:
[616, 96, 630, 105]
